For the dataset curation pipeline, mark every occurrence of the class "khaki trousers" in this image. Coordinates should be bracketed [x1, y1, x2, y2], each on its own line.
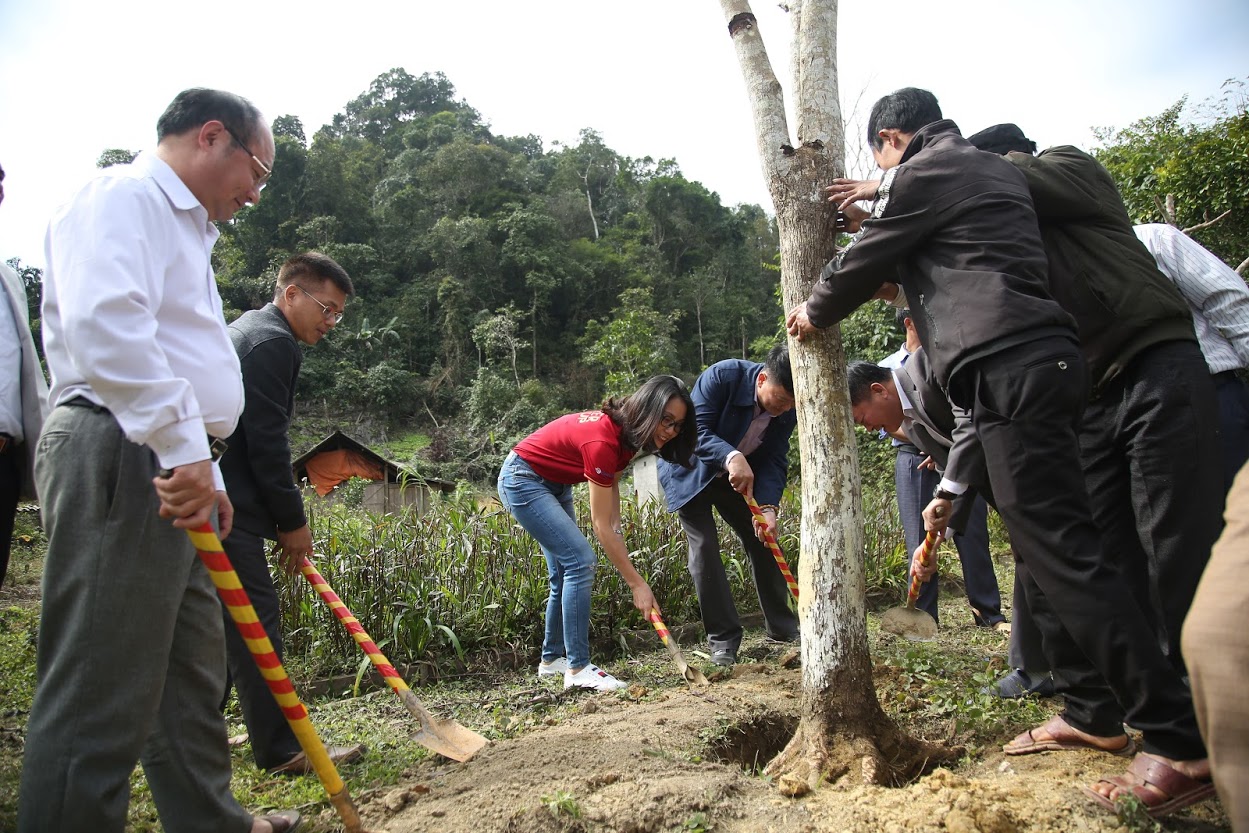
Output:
[1183, 461, 1249, 831]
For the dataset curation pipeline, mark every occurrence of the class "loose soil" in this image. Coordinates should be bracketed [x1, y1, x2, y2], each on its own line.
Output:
[339, 661, 1230, 833]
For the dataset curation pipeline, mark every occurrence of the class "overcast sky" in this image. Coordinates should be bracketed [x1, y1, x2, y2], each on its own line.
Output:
[1, 0, 1245, 270]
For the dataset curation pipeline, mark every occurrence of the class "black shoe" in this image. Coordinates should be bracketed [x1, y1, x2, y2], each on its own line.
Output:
[983, 669, 1054, 699]
[710, 649, 737, 667]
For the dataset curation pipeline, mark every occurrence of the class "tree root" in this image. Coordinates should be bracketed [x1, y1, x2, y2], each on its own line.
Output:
[765, 711, 961, 791]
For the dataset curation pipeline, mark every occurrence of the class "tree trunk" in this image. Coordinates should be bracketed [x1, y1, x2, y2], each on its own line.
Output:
[718, 0, 956, 790]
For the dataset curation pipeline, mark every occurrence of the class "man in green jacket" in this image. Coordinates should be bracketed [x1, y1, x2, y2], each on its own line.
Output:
[968, 123, 1222, 674]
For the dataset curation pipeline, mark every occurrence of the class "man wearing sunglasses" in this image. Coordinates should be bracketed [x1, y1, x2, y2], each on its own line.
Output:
[19, 89, 302, 833]
[218, 252, 360, 776]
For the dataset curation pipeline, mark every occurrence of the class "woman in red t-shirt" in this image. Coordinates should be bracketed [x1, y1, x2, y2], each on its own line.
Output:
[497, 376, 695, 691]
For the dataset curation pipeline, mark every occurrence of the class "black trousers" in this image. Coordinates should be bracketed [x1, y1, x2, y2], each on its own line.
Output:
[0, 449, 18, 588]
[220, 527, 301, 770]
[1215, 371, 1249, 495]
[895, 446, 1002, 625]
[1078, 340, 1222, 673]
[677, 476, 799, 653]
[951, 336, 1204, 760]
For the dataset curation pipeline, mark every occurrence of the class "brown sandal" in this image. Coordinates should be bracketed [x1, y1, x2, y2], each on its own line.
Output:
[1004, 715, 1135, 757]
[1082, 753, 1216, 818]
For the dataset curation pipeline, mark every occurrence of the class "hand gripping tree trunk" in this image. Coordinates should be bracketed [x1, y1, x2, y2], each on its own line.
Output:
[718, 0, 955, 791]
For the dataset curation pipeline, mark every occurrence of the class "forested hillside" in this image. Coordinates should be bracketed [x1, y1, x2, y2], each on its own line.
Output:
[209, 68, 786, 481]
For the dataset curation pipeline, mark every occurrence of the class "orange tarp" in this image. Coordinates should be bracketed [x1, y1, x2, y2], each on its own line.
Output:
[303, 450, 386, 496]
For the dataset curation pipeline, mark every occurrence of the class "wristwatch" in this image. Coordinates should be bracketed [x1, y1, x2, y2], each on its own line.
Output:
[932, 485, 958, 501]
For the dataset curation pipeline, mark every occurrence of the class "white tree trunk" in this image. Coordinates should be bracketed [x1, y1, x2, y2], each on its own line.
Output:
[717, 0, 949, 788]
[719, 0, 868, 717]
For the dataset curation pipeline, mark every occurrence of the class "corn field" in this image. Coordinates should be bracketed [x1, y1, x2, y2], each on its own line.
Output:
[281, 486, 908, 680]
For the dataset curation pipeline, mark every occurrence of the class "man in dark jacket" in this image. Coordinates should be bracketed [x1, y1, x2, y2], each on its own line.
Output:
[219, 252, 362, 774]
[786, 87, 1210, 816]
[658, 344, 798, 666]
[968, 123, 1222, 673]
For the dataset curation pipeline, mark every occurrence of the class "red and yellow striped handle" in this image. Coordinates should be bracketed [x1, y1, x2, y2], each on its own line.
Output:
[646, 608, 673, 646]
[745, 496, 799, 601]
[906, 530, 940, 608]
[188, 525, 363, 832]
[298, 556, 488, 762]
[299, 557, 409, 695]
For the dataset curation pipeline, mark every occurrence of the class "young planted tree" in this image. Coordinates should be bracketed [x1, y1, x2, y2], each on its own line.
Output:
[717, 0, 953, 790]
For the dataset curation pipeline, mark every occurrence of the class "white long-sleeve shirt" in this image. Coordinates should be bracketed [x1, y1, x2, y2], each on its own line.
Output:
[42, 151, 244, 480]
[0, 264, 22, 439]
[1134, 223, 1249, 374]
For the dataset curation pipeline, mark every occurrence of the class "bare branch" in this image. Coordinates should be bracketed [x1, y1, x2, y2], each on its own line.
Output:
[1181, 209, 1232, 235]
[1152, 193, 1177, 225]
[719, 0, 793, 200]
[1237, 255, 1249, 276]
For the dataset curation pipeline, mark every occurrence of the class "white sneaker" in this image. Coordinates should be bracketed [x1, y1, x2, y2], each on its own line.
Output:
[537, 657, 569, 677]
[564, 664, 627, 692]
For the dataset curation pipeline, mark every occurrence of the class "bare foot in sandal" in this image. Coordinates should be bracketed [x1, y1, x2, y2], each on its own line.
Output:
[1004, 714, 1134, 756]
[1084, 753, 1214, 818]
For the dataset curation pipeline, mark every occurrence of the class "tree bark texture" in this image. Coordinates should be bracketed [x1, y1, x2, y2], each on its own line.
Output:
[718, 0, 956, 789]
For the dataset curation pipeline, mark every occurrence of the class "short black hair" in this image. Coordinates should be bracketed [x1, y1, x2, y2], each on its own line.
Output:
[602, 375, 695, 467]
[156, 88, 264, 147]
[847, 361, 892, 405]
[866, 88, 942, 150]
[895, 307, 911, 332]
[763, 343, 794, 394]
[967, 123, 1036, 156]
[275, 252, 355, 301]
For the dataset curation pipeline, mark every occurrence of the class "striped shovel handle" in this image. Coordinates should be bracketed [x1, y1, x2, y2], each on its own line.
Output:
[905, 530, 940, 608]
[298, 556, 488, 762]
[299, 556, 408, 696]
[745, 496, 799, 601]
[188, 525, 364, 833]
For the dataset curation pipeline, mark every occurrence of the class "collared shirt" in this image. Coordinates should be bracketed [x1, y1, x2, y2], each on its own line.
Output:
[735, 405, 773, 458]
[0, 269, 22, 439]
[42, 151, 243, 481]
[880, 345, 911, 448]
[1135, 223, 1249, 374]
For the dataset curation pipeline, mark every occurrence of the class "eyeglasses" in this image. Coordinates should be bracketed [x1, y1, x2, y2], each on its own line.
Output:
[659, 416, 684, 433]
[222, 124, 272, 191]
[297, 286, 344, 324]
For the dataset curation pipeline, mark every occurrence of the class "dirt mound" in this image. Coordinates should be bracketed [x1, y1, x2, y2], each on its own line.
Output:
[339, 662, 1229, 833]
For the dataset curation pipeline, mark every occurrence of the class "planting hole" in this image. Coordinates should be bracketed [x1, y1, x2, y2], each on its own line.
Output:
[705, 712, 796, 773]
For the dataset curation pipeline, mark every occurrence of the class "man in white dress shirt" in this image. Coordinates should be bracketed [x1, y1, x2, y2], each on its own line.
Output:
[18, 90, 301, 833]
[0, 162, 49, 589]
[1134, 223, 1249, 494]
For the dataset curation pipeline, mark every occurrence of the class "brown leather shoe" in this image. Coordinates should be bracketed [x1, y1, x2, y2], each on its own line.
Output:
[267, 743, 366, 775]
[258, 809, 302, 833]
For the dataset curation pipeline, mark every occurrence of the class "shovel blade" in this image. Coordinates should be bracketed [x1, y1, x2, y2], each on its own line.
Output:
[680, 662, 711, 686]
[880, 605, 938, 642]
[400, 689, 489, 762]
[410, 719, 489, 763]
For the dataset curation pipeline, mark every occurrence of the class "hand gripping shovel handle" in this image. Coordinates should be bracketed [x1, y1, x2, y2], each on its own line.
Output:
[299, 556, 488, 762]
[186, 524, 365, 833]
[646, 608, 709, 686]
[745, 496, 799, 601]
[905, 530, 940, 610]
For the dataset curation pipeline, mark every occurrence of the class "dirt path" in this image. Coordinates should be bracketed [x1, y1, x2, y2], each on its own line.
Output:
[342, 662, 1229, 833]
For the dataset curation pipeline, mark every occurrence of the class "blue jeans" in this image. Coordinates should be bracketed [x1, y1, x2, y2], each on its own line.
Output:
[497, 451, 597, 669]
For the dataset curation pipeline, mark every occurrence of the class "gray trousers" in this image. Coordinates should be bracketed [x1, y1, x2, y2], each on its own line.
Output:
[678, 476, 799, 653]
[18, 404, 251, 833]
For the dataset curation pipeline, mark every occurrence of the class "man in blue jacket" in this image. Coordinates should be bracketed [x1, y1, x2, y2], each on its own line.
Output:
[658, 344, 798, 666]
